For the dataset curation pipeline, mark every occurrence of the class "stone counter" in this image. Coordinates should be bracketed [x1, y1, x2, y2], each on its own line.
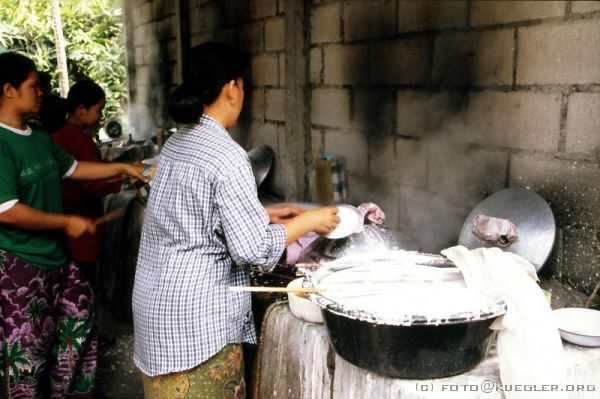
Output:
[254, 302, 600, 399]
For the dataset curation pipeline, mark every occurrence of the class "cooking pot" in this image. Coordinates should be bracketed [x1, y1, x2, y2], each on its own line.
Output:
[306, 251, 507, 379]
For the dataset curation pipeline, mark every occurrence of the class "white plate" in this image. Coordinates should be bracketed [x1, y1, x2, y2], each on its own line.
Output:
[553, 307, 600, 347]
[325, 205, 364, 239]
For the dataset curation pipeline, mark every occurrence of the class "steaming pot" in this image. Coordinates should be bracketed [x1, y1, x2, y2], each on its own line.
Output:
[305, 251, 507, 379]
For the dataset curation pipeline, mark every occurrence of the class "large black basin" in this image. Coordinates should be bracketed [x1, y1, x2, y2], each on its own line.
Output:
[321, 307, 497, 379]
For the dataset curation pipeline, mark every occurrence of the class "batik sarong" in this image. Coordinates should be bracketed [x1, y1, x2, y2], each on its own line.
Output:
[0, 250, 97, 399]
[141, 344, 245, 399]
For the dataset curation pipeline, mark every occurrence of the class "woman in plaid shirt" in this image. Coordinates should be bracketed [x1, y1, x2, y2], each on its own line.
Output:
[133, 42, 339, 398]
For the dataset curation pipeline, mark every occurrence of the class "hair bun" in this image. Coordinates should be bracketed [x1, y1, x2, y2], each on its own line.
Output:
[168, 82, 203, 123]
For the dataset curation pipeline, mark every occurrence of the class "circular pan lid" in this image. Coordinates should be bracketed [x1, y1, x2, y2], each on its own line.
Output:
[458, 188, 555, 272]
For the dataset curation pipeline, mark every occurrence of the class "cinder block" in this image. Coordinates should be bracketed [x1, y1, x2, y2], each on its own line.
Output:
[323, 129, 368, 175]
[471, 1, 565, 26]
[566, 93, 600, 154]
[369, 136, 428, 189]
[572, 0, 600, 13]
[433, 29, 514, 86]
[343, 0, 396, 41]
[224, 0, 249, 26]
[133, 24, 148, 46]
[136, 66, 150, 86]
[518, 20, 600, 84]
[152, 0, 175, 19]
[265, 88, 286, 121]
[157, 17, 174, 40]
[311, 128, 324, 157]
[311, 3, 341, 43]
[466, 91, 561, 151]
[396, 90, 465, 137]
[371, 38, 430, 84]
[250, 0, 277, 19]
[310, 47, 322, 84]
[398, 0, 468, 32]
[311, 88, 350, 128]
[278, 53, 285, 86]
[251, 121, 279, 152]
[136, 84, 149, 104]
[197, 2, 222, 33]
[427, 144, 509, 200]
[140, 2, 153, 24]
[167, 39, 178, 62]
[251, 54, 279, 86]
[248, 88, 265, 121]
[238, 21, 264, 54]
[143, 43, 158, 65]
[353, 89, 395, 134]
[277, 123, 286, 157]
[189, 6, 202, 35]
[265, 17, 284, 51]
[134, 46, 145, 66]
[323, 44, 369, 85]
[399, 187, 472, 253]
[509, 154, 600, 228]
[562, 227, 600, 293]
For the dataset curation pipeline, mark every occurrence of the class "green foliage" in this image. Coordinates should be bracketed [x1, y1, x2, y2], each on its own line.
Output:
[0, 0, 126, 118]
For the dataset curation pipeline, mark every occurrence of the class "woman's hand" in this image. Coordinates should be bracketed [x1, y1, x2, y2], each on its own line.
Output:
[302, 206, 340, 235]
[280, 206, 340, 245]
[122, 163, 148, 183]
[266, 204, 305, 224]
[64, 215, 96, 238]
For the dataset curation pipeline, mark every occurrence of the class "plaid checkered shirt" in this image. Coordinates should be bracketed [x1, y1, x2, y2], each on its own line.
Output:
[132, 115, 286, 376]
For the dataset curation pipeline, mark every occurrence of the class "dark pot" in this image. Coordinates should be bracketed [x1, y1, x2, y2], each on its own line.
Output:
[306, 251, 506, 379]
[321, 307, 497, 379]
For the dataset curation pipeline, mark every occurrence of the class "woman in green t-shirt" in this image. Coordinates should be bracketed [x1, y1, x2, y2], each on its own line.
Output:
[0, 52, 146, 398]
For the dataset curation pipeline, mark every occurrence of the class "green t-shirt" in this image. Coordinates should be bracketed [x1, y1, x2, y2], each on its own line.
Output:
[0, 125, 76, 269]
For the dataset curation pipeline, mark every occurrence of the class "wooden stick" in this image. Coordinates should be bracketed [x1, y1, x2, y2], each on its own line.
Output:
[585, 280, 600, 309]
[230, 286, 325, 294]
[93, 208, 125, 226]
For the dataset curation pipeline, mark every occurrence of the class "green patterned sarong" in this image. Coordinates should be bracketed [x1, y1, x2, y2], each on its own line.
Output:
[141, 344, 245, 399]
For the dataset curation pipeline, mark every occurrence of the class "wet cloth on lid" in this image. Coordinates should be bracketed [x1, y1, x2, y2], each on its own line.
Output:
[442, 246, 565, 399]
[472, 214, 518, 247]
[357, 202, 385, 226]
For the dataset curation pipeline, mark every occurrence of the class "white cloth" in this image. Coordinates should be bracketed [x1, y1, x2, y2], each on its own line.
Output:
[472, 214, 518, 247]
[442, 246, 565, 399]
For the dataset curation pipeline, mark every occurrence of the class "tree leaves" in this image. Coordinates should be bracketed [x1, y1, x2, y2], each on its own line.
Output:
[0, 0, 126, 118]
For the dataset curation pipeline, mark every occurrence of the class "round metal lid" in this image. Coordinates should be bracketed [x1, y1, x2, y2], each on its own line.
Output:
[458, 188, 555, 271]
[248, 145, 274, 187]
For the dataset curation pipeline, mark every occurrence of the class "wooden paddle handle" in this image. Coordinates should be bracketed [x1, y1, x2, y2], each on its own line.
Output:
[230, 286, 325, 294]
[93, 208, 125, 227]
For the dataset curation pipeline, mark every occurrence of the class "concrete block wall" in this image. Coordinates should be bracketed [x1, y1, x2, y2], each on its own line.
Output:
[309, 0, 600, 293]
[124, 0, 600, 293]
[124, 0, 288, 195]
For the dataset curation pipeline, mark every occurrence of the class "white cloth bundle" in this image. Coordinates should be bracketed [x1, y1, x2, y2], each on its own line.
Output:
[442, 246, 565, 399]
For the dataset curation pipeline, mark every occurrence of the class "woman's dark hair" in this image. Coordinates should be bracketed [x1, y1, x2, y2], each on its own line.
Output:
[66, 79, 105, 114]
[0, 52, 37, 95]
[169, 42, 250, 123]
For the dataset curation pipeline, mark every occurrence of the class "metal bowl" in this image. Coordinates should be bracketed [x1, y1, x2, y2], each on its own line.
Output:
[554, 307, 600, 347]
[248, 145, 274, 187]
